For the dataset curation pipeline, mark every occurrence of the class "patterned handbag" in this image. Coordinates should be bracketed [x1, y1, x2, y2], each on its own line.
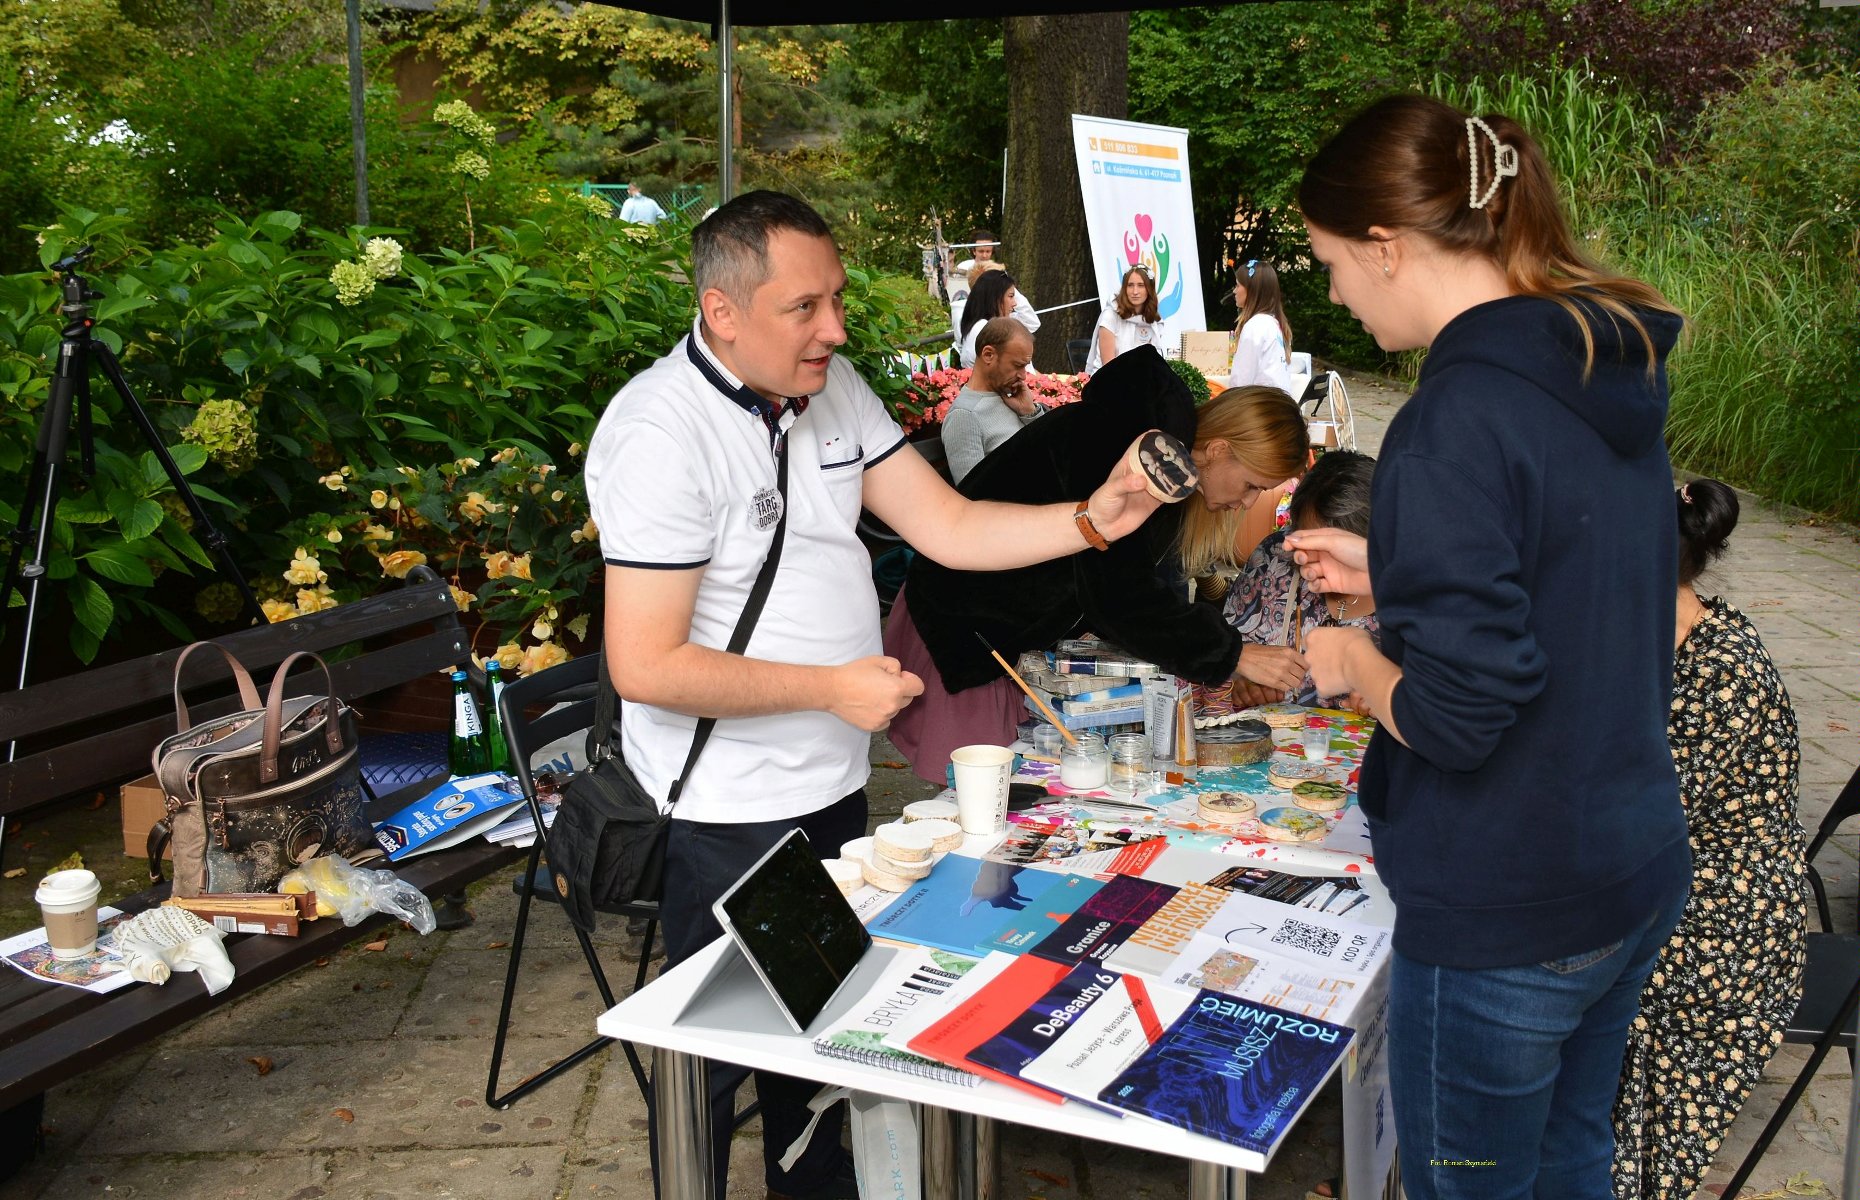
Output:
[149, 644, 380, 897]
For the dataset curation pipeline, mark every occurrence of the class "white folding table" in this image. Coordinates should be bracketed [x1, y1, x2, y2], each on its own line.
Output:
[598, 932, 1340, 1200]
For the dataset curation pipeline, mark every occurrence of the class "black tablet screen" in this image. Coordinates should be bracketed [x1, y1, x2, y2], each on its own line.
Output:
[715, 830, 871, 1029]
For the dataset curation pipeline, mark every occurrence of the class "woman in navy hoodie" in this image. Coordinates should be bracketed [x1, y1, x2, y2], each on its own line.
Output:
[1289, 95, 1692, 1200]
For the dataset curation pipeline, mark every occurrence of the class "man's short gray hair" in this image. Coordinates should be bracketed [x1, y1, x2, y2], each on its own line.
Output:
[692, 190, 835, 307]
[976, 316, 1032, 359]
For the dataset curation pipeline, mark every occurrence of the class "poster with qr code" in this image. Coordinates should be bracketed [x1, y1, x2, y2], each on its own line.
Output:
[1202, 890, 1389, 978]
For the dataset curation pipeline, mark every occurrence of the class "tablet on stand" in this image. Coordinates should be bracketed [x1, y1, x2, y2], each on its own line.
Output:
[677, 829, 894, 1038]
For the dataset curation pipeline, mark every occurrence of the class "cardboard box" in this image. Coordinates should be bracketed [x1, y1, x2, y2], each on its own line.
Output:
[121, 773, 172, 860]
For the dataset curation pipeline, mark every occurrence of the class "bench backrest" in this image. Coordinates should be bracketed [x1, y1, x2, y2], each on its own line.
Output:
[0, 568, 469, 819]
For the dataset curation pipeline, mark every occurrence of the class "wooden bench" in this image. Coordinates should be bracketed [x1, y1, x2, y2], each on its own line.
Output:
[0, 568, 524, 1135]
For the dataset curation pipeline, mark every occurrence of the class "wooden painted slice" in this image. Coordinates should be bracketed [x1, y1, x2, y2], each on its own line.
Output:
[1197, 791, 1258, 826]
[1291, 781, 1350, 812]
[1256, 806, 1331, 842]
[1127, 429, 1199, 503]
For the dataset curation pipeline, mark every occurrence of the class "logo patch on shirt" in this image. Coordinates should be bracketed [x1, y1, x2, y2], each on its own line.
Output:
[749, 486, 783, 531]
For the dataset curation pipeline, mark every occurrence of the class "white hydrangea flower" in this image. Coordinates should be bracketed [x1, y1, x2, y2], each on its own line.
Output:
[361, 237, 403, 280]
[329, 260, 375, 306]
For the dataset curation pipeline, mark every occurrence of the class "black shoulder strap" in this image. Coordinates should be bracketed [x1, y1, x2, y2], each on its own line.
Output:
[589, 431, 792, 810]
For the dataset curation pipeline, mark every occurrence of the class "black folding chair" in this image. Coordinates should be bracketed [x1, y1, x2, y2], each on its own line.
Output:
[1718, 931, 1859, 1197]
[483, 654, 655, 1109]
[1804, 762, 1860, 933]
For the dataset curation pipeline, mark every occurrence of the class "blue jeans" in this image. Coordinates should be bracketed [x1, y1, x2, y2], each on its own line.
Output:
[1388, 880, 1689, 1200]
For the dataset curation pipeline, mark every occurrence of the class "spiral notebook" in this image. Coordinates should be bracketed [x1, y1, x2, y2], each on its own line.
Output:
[811, 945, 985, 1085]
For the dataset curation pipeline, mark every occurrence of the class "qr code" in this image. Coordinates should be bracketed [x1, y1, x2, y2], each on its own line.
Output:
[1271, 919, 1340, 957]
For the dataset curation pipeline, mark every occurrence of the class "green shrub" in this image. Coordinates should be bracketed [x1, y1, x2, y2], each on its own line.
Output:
[1, 196, 930, 662]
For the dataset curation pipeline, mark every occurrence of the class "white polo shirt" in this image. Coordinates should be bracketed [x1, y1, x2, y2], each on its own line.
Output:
[585, 320, 908, 823]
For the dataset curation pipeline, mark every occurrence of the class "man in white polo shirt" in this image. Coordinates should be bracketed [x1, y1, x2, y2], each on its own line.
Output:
[586, 191, 1159, 1200]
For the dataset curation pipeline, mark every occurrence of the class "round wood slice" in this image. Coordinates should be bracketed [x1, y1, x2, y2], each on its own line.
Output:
[873, 821, 934, 863]
[1195, 721, 1272, 766]
[909, 818, 964, 853]
[1246, 703, 1312, 730]
[861, 857, 918, 892]
[902, 799, 959, 824]
[1267, 757, 1350, 789]
[825, 858, 864, 896]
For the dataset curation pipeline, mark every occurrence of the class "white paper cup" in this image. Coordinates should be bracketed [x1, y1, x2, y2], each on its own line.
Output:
[950, 744, 1015, 835]
[35, 868, 102, 960]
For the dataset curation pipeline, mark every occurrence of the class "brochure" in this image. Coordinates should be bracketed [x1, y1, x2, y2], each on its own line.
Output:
[907, 952, 1072, 1101]
[881, 950, 1018, 1059]
[1019, 972, 1197, 1111]
[372, 773, 525, 861]
[965, 960, 1122, 1083]
[1156, 932, 1370, 1026]
[1028, 875, 1179, 968]
[812, 946, 984, 1085]
[1101, 881, 1235, 980]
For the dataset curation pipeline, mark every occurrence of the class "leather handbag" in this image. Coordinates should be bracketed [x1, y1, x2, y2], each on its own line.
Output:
[549, 432, 791, 930]
[149, 644, 380, 897]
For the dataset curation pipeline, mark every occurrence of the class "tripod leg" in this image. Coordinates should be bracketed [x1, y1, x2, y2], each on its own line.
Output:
[2, 351, 84, 859]
[86, 341, 268, 626]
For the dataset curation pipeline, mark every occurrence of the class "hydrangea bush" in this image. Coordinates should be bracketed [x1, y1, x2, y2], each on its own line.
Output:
[0, 172, 919, 664]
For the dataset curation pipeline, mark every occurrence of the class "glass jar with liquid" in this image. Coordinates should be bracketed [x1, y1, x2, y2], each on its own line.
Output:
[1059, 733, 1110, 790]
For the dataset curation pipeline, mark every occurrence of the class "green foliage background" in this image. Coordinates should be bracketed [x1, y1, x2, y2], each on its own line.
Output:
[0, 0, 1853, 667]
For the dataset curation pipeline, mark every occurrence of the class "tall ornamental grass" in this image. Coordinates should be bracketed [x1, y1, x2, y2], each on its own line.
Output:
[1435, 66, 1859, 522]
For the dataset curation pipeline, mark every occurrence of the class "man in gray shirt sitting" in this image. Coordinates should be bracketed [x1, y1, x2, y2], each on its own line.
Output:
[942, 317, 1040, 484]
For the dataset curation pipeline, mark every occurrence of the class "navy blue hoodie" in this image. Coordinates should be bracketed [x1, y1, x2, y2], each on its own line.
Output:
[1361, 294, 1691, 968]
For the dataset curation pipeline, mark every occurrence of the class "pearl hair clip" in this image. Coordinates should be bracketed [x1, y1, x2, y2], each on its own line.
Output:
[1465, 117, 1519, 210]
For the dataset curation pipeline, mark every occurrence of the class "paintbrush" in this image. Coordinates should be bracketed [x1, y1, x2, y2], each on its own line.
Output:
[974, 632, 1080, 747]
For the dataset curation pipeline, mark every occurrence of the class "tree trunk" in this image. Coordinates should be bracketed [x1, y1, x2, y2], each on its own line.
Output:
[1004, 14, 1128, 373]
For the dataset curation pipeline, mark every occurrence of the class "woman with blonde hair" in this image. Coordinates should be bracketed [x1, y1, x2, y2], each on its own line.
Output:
[884, 348, 1306, 782]
[1227, 259, 1294, 394]
[1291, 93, 1689, 1200]
[1084, 266, 1165, 372]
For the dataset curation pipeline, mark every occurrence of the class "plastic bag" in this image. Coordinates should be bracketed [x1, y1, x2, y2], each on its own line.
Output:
[278, 853, 437, 934]
[781, 1086, 920, 1200]
[114, 907, 235, 994]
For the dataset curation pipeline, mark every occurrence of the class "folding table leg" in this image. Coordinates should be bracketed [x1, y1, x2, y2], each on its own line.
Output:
[653, 1046, 713, 1200]
[1189, 1160, 1248, 1200]
[921, 1107, 998, 1200]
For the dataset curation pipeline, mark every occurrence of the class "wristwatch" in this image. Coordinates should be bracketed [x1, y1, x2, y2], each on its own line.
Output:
[1074, 501, 1109, 552]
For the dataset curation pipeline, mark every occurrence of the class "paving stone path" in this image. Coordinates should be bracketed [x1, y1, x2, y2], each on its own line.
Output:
[10, 373, 1854, 1200]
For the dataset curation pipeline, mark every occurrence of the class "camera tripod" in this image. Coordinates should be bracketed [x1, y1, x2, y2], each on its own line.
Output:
[1, 246, 266, 845]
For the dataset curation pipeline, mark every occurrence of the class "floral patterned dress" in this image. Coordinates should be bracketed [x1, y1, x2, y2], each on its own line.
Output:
[1611, 596, 1808, 1200]
[1220, 528, 1377, 707]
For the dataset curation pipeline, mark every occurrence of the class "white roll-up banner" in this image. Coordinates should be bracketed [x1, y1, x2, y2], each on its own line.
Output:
[1070, 115, 1207, 335]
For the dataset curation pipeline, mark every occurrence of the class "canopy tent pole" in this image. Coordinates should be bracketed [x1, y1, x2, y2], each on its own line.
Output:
[718, 0, 734, 202]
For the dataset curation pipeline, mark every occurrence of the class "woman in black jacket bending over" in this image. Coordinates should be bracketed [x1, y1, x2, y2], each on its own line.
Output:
[884, 345, 1307, 782]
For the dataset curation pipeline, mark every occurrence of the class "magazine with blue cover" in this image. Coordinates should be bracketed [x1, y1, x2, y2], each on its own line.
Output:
[868, 857, 1077, 956]
[1100, 992, 1353, 1156]
[976, 874, 1104, 954]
